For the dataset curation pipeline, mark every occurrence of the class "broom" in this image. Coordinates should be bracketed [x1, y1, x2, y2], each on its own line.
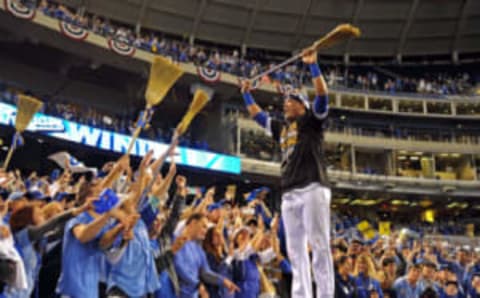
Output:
[249, 23, 361, 83]
[2, 95, 43, 170]
[137, 88, 212, 210]
[126, 56, 184, 154]
[175, 88, 210, 136]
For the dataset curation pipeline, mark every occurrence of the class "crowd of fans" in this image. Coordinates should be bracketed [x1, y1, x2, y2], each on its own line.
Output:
[0, 81, 210, 151]
[0, 150, 479, 298]
[236, 115, 480, 163]
[0, 3, 478, 298]
[28, 0, 477, 96]
[341, 70, 473, 96]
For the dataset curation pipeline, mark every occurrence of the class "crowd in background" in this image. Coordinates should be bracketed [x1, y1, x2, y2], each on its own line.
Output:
[0, 3, 478, 298]
[0, 81, 210, 152]
[0, 152, 479, 298]
[29, 0, 478, 97]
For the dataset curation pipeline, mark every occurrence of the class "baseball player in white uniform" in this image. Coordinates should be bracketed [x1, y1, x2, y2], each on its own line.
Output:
[240, 49, 333, 298]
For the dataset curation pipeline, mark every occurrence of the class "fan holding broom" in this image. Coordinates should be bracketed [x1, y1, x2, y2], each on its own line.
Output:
[2, 94, 43, 171]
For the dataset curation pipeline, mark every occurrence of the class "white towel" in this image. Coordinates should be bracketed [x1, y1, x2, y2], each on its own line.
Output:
[0, 225, 28, 290]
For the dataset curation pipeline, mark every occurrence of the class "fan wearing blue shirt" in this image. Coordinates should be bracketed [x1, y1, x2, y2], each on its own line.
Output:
[440, 280, 464, 298]
[106, 213, 160, 297]
[174, 213, 239, 298]
[57, 156, 131, 298]
[334, 255, 355, 298]
[467, 273, 480, 298]
[437, 248, 470, 286]
[3, 202, 89, 298]
[56, 207, 124, 298]
[354, 254, 384, 298]
[417, 261, 441, 296]
[393, 263, 422, 298]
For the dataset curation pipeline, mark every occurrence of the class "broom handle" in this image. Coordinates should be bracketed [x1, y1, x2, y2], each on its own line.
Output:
[126, 107, 151, 155]
[248, 30, 343, 83]
[248, 53, 302, 83]
[137, 132, 179, 210]
[2, 145, 15, 171]
[126, 126, 142, 155]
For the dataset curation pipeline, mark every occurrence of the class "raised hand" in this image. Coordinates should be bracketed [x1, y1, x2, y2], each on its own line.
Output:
[223, 279, 240, 294]
[301, 47, 317, 64]
[0, 226, 10, 239]
[118, 155, 130, 172]
[139, 150, 154, 171]
[176, 175, 187, 189]
[240, 80, 252, 94]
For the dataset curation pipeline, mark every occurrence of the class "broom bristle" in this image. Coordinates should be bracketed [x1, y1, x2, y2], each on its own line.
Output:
[188, 89, 210, 115]
[313, 23, 361, 51]
[176, 89, 210, 135]
[15, 95, 43, 132]
[145, 56, 184, 106]
[334, 23, 361, 38]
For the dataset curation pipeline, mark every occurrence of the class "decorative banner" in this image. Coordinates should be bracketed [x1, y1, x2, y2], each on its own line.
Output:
[107, 38, 136, 57]
[58, 21, 89, 41]
[0, 102, 241, 175]
[197, 67, 221, 84]
[4, 0, 36, 20]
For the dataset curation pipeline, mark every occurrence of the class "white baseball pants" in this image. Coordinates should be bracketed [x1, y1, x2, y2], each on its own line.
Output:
[281, 183, 334, 298]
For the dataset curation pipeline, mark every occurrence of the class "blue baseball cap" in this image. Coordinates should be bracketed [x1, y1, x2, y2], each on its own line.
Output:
[245, 187, 270, 203]
[7, 191, 26, 201]
[285, 92, 310, 109]
[207, 202, 224, 212]
[26, 190, 50, 202]
[54, 192, 69, 202]
[93, 189, 120, 214]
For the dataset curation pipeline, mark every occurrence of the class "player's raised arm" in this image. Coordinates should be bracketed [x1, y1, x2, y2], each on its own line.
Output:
[302, 49, 329, 120]
[240, 80, 270, 129]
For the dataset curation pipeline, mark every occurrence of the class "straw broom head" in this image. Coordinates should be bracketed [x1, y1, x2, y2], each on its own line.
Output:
[145, 56, 184, 107]
[15, 95, 43, 132]
[176, 89, 210, 136]
[312, 23, 361, 51]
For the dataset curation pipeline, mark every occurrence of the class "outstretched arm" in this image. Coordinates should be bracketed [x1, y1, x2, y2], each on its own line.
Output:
[240, 81, 270, 129]
[302, 49, 329, 119]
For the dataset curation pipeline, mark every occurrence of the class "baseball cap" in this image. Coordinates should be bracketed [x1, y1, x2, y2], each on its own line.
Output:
[26, 190, 49, 201]
[7, 191, 26, 201]
[421, 260, 438, 270]
[439, 264, 455, 273]
[285, 92, 310, 109]
[207, 202, 224, 212]
[382, 257, 396, 267]
[53, 192, 75, 202]
[351, 238, 365, 246]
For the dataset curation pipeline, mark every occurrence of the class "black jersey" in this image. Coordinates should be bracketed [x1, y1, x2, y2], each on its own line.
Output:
[268, 109, 329, 193]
